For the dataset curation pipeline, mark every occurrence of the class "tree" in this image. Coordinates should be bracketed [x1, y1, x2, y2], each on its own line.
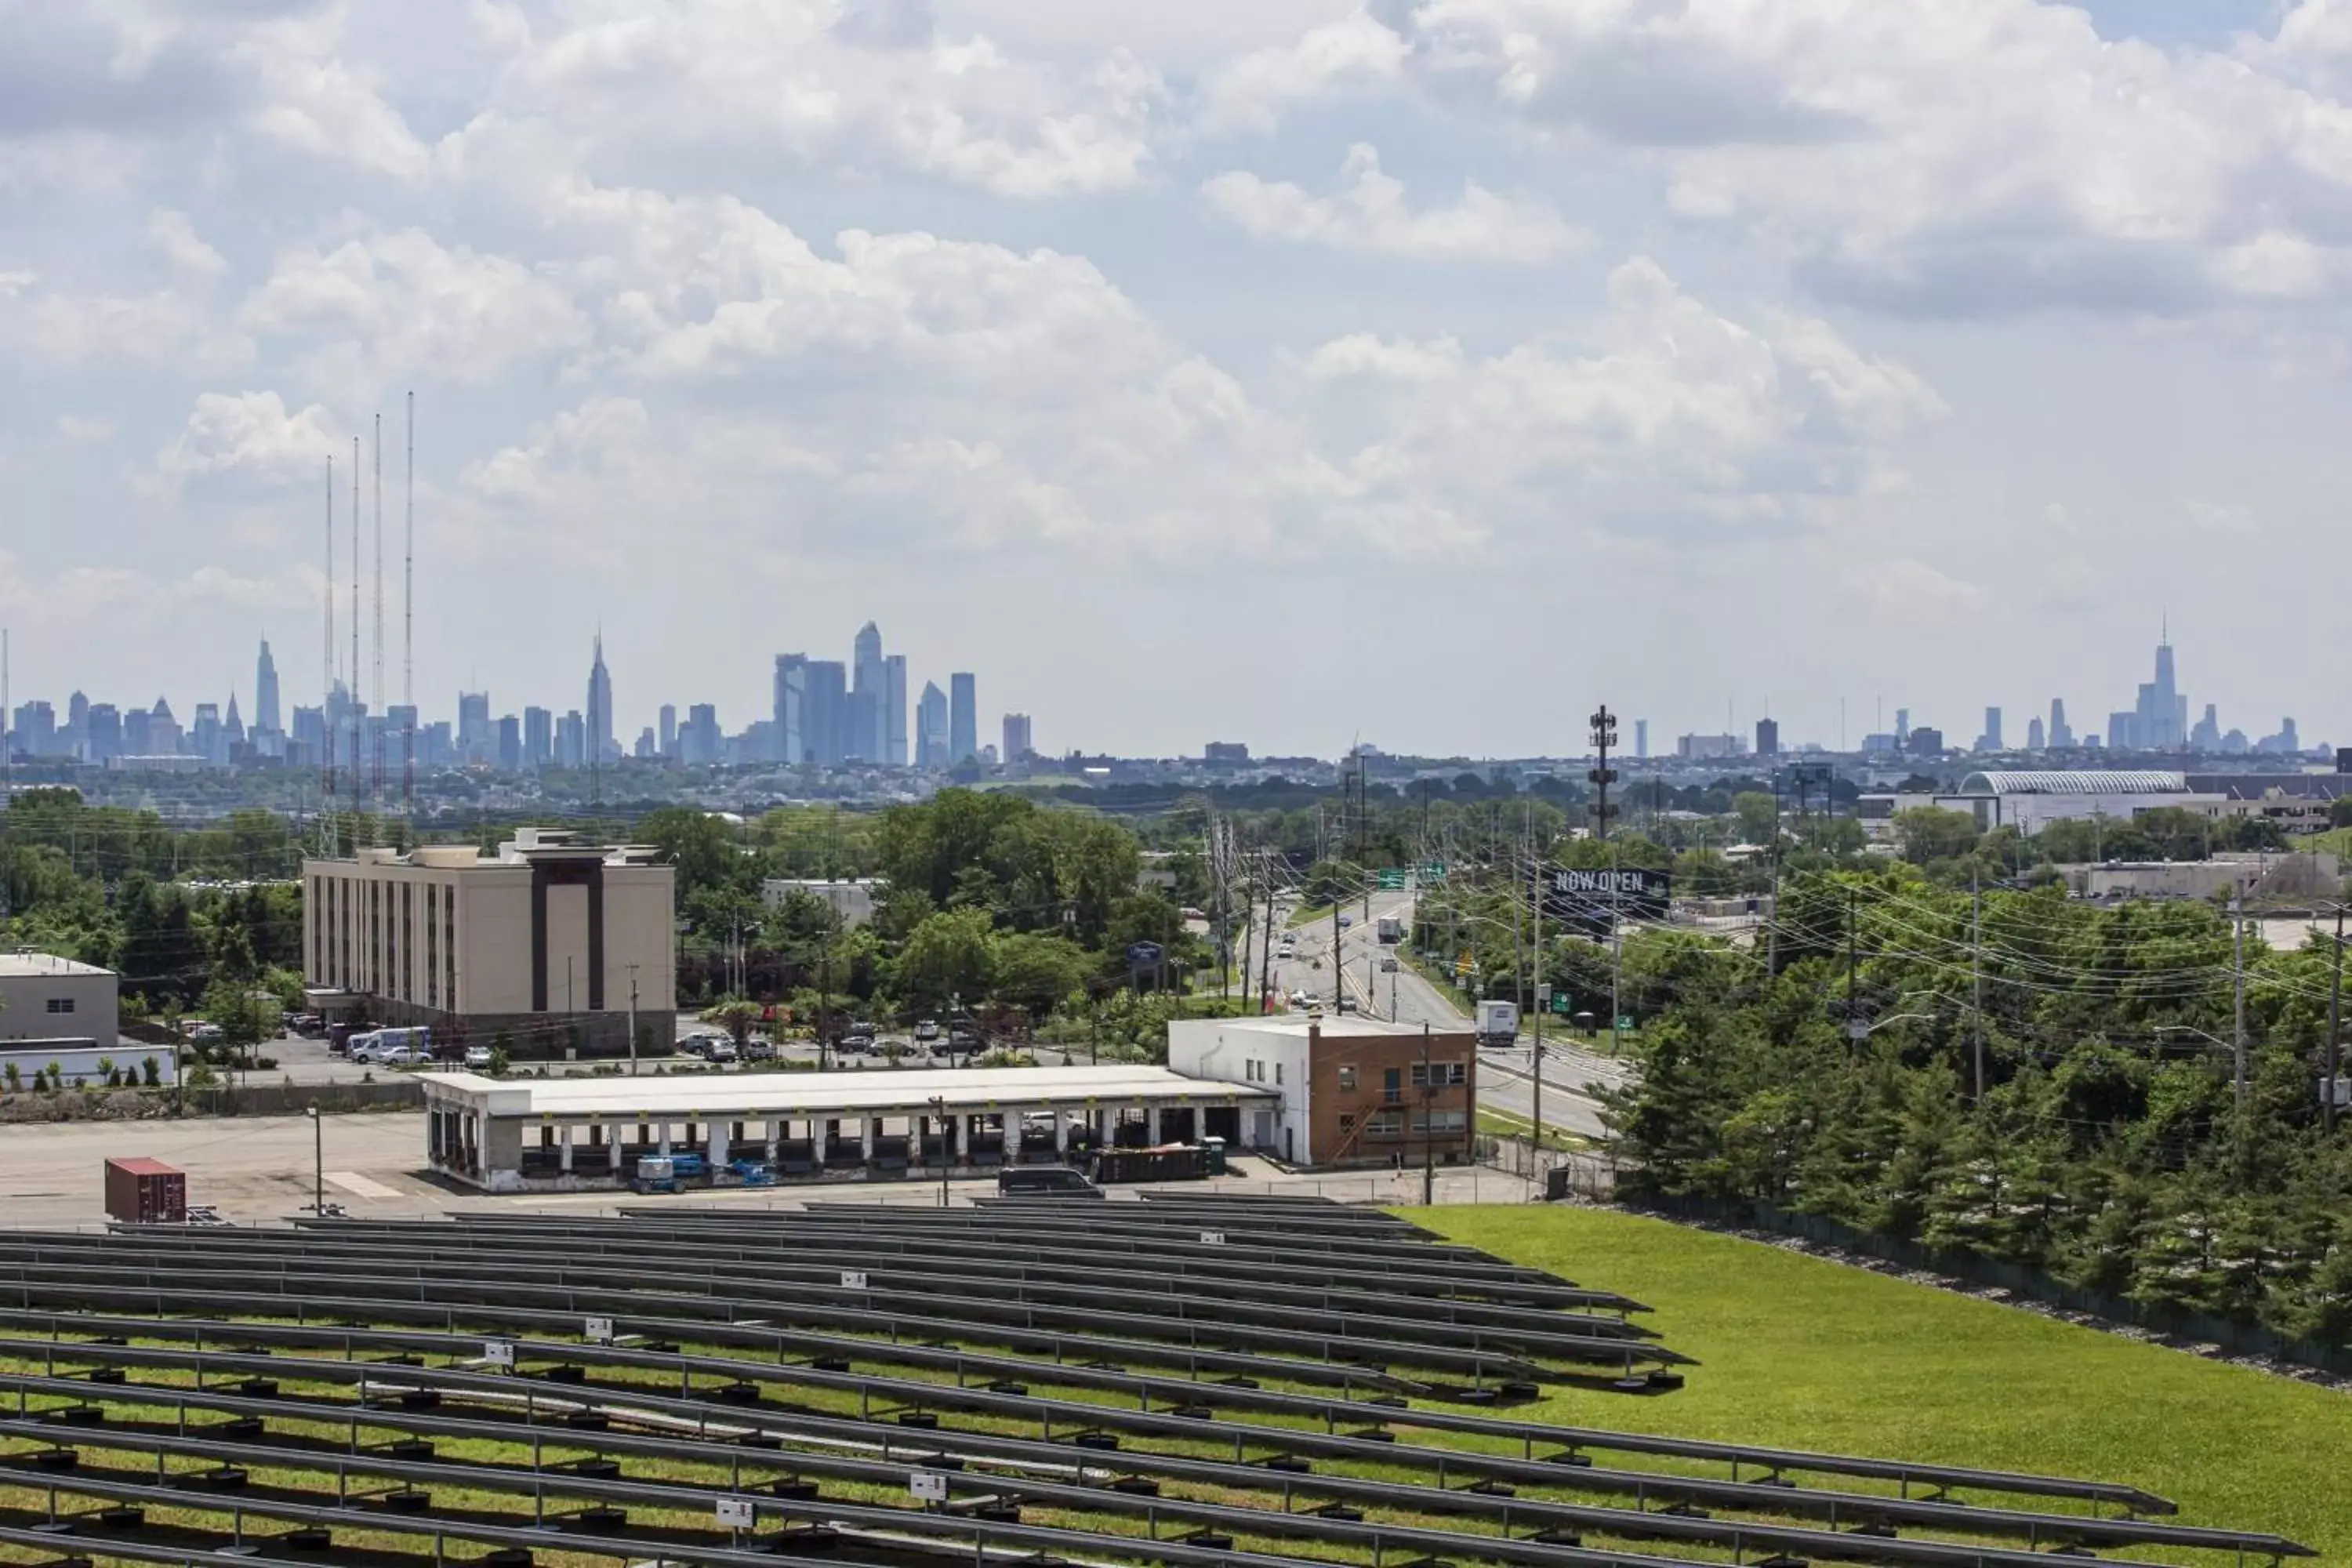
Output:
[895, 909, 996, 1008]
[200, 978, 272, 1072]
[706, 1000, 762, 1050]
[992, 934, 1094, 1014]
[1732, 792, 1780, 848]
[1894, 807, 1980, 866]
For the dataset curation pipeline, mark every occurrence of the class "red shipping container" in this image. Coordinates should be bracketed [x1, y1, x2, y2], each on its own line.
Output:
[103, 1157, 187, 1224]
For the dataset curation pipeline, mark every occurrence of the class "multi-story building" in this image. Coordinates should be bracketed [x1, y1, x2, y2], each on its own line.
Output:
[1754, 717, 1779, 758]
[1003, 713, 1033, 764]
[772, 653, 807, 765]
[496, 715, 521, 772]
[805, 661, 848, 767]
[1977, 707, 2004, 752]
[1165, 1014, 1476, 1169]
[302, 829, 677, 1059]
[255, 639, 281, 735]
[658, 703, 677, 758]
[916, 682, 948, 769]
[458, 691, 492, 764]
[851, 622, 886, 763]
[885, 653, 908, 767]
[556, 710, 586, 770]
[949, 673, 977, 765]
[586, 634, 614, 766]
[524, 706, 553, 769]
[681, 703, 720, 766]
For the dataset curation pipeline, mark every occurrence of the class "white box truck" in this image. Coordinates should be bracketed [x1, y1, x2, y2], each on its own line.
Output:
[1475, 1000, 1519, 1047]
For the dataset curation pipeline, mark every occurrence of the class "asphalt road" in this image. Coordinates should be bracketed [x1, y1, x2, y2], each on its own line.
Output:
[1235, 890, 1626, 1144]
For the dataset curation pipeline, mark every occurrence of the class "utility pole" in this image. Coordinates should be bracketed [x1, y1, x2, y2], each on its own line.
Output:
[1846, 885, 1860, 1039]
[1971, 869, 1984, 1102]
[1258, 849, 1277, 1014]
[2327, 902, 2344, 1138]
[1420, 1023, 1436, 1207]
[1533, 982, 1548, 1156]
[2230, 893, 2247, 1109]
[626, 963, 641, 1076]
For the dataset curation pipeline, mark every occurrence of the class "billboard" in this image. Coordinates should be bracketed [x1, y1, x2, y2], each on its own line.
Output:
[1540, 866, 1671, 928]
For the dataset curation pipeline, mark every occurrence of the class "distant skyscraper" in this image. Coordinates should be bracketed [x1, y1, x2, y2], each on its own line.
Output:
[2119, 626, 2187, 750]
[1976, 707, 2003, 751]
[851, 622, 886, 763]
[659, 703, 677, 758]
[2026, 715, 2045, 750]
[2049, 698, 2073, 749]
[949, 673, 977, 764]
[916, 681, 948, 768]
[524, 706, 553, 768]
[2190, 703, 2221, 751]
[146, 698, 181, 756]
[1004, 713, 1033, 764]
[772, 654, 808, 764]
[557, 710, 586, 769]
[586, 633, 614, 764]
[85, 702, 121, 762]
[1894, 708, 1911, 744]
[683, 703, 720, 766]
[1753, 717, 1779, 758]
[254, 640, 281, 735]
[884, 653, 908, 767]
[458, 691, 492, 764]
[806, 660, 848, 766]
[1633, 718, 1648, 760]
[496, 715, 521, 771]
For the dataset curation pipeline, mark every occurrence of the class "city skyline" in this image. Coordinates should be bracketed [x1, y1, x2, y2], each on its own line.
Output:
[4, 7, 2350, 757]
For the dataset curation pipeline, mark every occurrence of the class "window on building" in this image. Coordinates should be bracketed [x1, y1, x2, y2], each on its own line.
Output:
[44, 997, 74, 1014]
[1339, 1112, 1357, 1132]
[1410, 1061, 1468, 1087]
[1411, 1109, 1469, 1134]
[1336, 1065, 1356, 1091]
[1275, 1062, 1283, 1086]
[1366, 1110, 1405, 1136]
[1382, 1065, 1403, 1104]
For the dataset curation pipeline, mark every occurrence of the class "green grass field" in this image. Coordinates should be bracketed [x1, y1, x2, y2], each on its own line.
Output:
[1412, 1205, 2352, 1560]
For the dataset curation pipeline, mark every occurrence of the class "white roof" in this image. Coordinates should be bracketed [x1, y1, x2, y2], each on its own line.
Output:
[1179, 1014, 1460, 1040]
[1956, 770, 2187, 796]
[419, 1063, 1272, 1120]
[0, 953, 113, 978]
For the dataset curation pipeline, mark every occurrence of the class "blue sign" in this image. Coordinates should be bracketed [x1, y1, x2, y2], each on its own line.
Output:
[1125, 941, 1165, 969]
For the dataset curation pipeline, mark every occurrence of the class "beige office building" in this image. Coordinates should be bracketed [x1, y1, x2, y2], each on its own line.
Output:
[302, 829, 676, 1059]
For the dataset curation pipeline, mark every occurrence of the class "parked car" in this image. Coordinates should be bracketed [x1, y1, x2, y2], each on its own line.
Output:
[998, 1165, 1102, 1199]
[290, 1014, 327, 1039]
[742, 1037, 777, 1062]
[945, 1026, 981, 1054]
[1337, 995, 1358, 1013]
[462, 1044, 494, 1070]
[376, 1044, 430, 1066]
[1290, 989, 1312, 1009]
[837, 1031, 873, 1055]
[679, 1031, 728, 1058]
[706, 1038, 739, 1063]
[914, 1020, 942, 1043]
[186, 1022, 223, 1043]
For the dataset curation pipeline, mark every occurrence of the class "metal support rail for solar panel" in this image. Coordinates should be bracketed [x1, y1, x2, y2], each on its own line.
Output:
[614, 1203, 1498, 1261]
[423, 1212, 1616, 1305]
[0, 1460, 1386, 1568]
[690, 1200, 1439, 1241]
[0, 1312, 2173, 1518]
[0, 1261, 1590, 1384]
[0, 1363, 2302, 1560]
[53, 1229, 1657, 1341]
[89, 1229, 1659, 1345]
[0, 1250, 1642, 1374]
[0, 1415, 2217, 1568]
[449, 1207, 1573, 1287]
[0, 1526, 358, 1568]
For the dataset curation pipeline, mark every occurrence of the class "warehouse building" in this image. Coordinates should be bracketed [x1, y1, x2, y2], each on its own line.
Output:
[0, 952, 118, 1049]
[1166, 1014, 1477, 1168]
[303, 828, 676, 1059]
[419, 1063, 1274, 1192]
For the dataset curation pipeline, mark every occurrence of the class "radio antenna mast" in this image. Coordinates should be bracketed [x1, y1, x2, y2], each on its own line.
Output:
[350, 436, 361, 808]
[404, 390, 415, 829]
[322, 453, 337, 855]
[372, 412, 385, 825]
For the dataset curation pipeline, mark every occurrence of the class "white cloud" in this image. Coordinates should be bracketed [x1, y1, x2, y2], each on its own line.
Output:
[0, 276, 251, 373]
[239, 229, 590, 391]
[1201, 143, 1584, 263]
[54, 414, 118, 445]
[1232, 0, 2352, 314]
[150, 390, 342, 488]
[2181, 498, 2258, 534]
[1195, 11, 1406, 135]
[1840, 557, 1985, 624]
[147, 208, 226, 277]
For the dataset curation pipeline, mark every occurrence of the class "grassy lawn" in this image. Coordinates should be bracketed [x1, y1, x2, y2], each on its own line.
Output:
[1410, 1205, 2352, 1560]
[1287, 902, 1335, 929]
[1474, 1108, 1590, 1152]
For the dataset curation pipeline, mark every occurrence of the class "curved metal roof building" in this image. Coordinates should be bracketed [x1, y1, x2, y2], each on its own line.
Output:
[1956, 770, 2187, 796]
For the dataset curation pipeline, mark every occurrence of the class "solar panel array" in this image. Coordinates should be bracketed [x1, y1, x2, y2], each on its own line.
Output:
[0, 1196, 2308, 1568]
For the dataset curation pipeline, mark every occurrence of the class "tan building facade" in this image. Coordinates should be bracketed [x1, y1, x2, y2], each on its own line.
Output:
[1166, 1014, 1476, 1168]
[302, 829, 676, 1058]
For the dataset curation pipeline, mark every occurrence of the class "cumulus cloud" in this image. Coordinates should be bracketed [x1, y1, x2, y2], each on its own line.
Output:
[147, 208, 226, 277]
[150, 390, 342, 488]
[0, 274, 252, 373]
[1225, 0, 2352, 314]
[1840, 557, 1986, 624]
[1200, 144, 1584, 263]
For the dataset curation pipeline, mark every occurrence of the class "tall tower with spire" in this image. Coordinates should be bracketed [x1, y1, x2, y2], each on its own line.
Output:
[586, 632, 613, 764]
[254, 638, 281, 735]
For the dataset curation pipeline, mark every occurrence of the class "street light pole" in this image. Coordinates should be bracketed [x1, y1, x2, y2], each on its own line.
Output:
[626, 964, 641, 1076]
[930, 1094, 949, 1208]
[307, 1102, 322, 1216]
[1420, 1024, 1435, 1207]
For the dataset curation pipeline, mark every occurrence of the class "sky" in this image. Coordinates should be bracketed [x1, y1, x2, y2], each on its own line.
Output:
[2, 0, 2350, 760]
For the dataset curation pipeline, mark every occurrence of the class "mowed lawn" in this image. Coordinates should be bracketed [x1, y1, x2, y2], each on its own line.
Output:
[1410, 1205, 2352, 1560]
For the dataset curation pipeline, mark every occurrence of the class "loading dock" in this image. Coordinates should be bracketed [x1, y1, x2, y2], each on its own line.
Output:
[418, 1065, 1272, 1192]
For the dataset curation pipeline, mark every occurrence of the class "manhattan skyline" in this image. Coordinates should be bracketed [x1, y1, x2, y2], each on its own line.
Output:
[2, 3, 2348, 755]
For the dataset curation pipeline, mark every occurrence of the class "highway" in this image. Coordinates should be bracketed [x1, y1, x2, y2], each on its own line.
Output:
[1238, 888, 1626, 1145]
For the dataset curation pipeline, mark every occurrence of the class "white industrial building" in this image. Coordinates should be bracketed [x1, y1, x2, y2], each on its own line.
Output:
[303, 829, 677, 1059]
[0, 953, 119, 1051]
[1922, 771, 2222, 834]
[760, 877, 880, 928]
[419, 1063, 1271, 1192]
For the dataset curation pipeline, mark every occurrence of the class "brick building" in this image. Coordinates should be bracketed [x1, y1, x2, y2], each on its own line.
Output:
[1165, 1014, 1476, 1168]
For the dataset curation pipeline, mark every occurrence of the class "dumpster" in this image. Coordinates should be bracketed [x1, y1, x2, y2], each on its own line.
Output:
[104, 1157, 187, 1224]
[1201, 1137, 1227, 1176]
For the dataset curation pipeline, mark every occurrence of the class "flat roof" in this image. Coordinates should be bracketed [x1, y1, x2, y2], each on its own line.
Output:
[1177, 1014, 1468, 1040]
[0, 953, 113, 978]
[418, 1063, 1275, 1120]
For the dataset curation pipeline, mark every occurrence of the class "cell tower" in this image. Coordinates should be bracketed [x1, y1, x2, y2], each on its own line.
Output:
[372, 412, 386, 815]
[404, 391, 415, 826]
[321, 454, 337, 855]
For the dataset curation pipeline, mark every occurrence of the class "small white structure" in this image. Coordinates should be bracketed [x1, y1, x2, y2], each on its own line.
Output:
[760, 877, 880, 928]
[0, 952, 119, 1051]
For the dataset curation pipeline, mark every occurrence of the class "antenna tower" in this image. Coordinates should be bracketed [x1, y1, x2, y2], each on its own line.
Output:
[404, 391, 415, 826]
[350, 437, 361, 808]
[322, 454, 337, 855]
[372, 412, 385, 820]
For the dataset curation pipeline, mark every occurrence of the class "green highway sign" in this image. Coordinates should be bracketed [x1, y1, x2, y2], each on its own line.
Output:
[1615, 1016, 1635, 1033]
[1415, 862, 1447, 884]
[1552, 993, 1570, 1015]
[1376, 869, 1406, 890]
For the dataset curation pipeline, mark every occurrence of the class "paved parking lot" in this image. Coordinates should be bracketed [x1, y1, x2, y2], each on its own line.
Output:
[9, 1110, 1530, 1229]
